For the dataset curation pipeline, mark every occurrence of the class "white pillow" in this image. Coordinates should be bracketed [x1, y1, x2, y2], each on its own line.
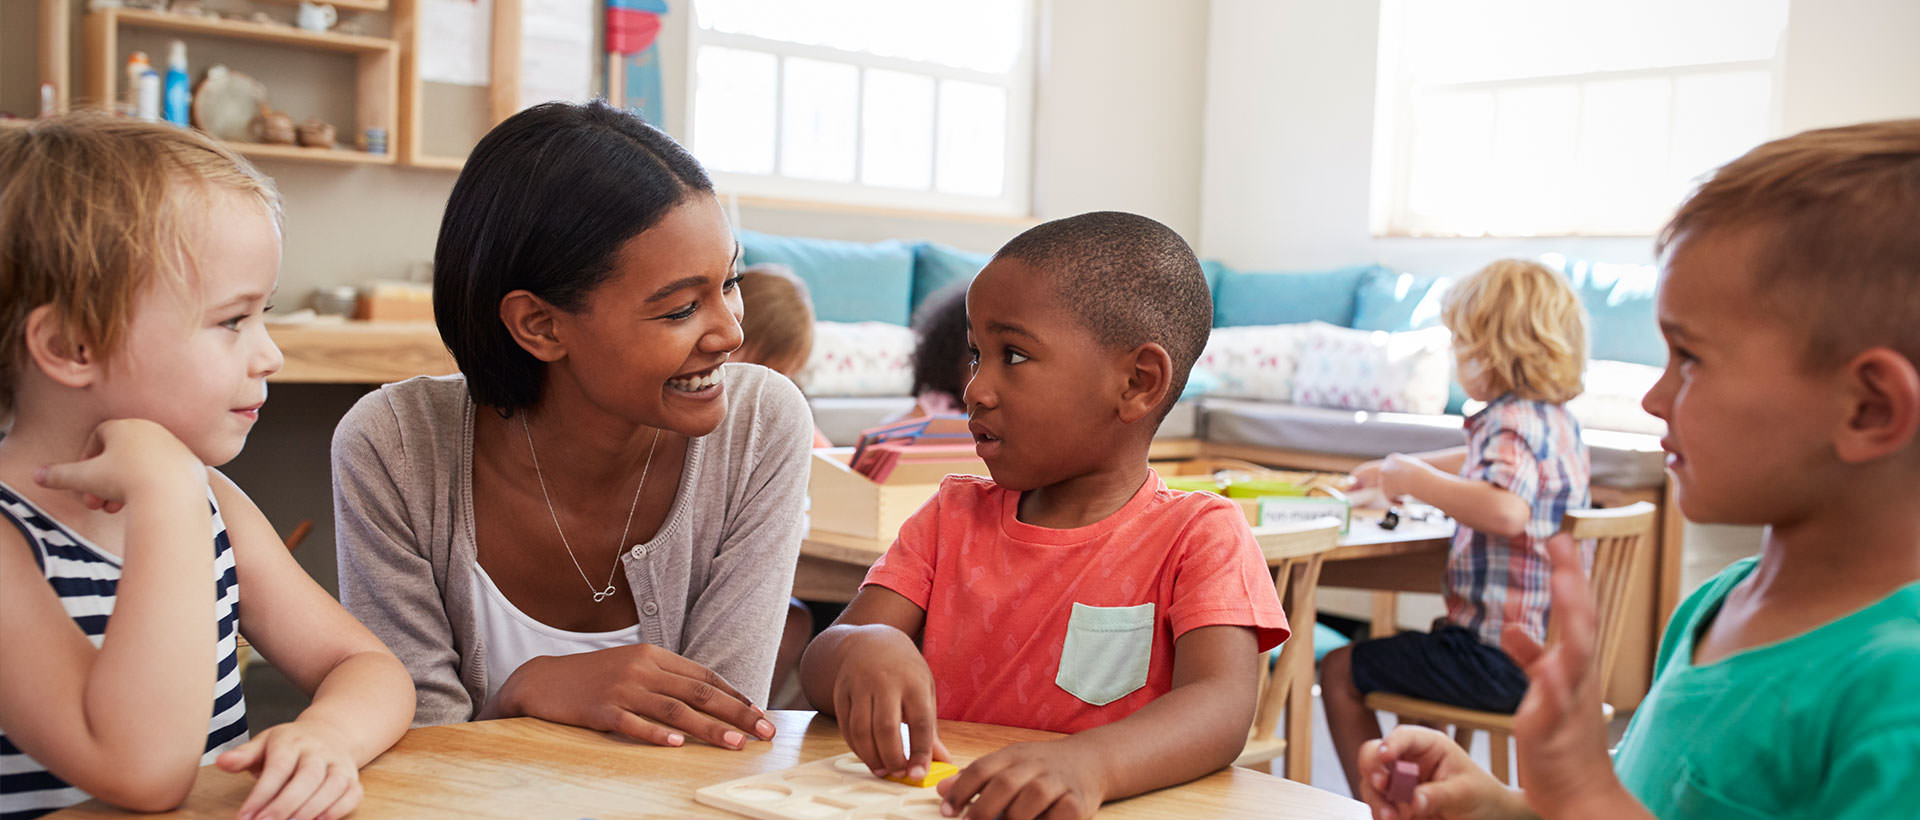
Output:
[1291, 323, 1452, 414]
[796, 321, 915, 397]
[1196, 324, 1317, 400]
[1568, 359, 1667, 435]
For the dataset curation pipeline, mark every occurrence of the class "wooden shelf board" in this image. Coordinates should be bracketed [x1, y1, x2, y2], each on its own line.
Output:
[255, 0, 389, 10]
[406, 154, 466, 171]
[237, 142, 396, 165]
[104, 8, 396, 54]
[0, 119, 36, 129]
[266, 320, 455, 384]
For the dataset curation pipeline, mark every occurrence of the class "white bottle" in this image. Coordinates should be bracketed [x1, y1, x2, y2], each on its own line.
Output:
[124, 51, 151, 114]
[135, 69, 162, 122]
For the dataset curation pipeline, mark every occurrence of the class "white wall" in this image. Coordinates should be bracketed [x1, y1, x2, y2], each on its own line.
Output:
[1198, 0, 1920, 278]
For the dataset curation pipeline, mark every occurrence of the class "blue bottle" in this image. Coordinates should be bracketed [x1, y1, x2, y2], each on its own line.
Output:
[163, 40, 190, 127]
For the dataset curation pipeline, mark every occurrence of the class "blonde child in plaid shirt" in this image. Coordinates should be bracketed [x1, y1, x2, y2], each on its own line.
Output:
[1323, 259, 1592, 796]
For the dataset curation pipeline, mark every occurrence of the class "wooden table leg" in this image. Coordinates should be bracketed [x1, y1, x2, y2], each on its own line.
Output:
[1370, 592, 1398, 638]
[1283, 555, 1324, 783]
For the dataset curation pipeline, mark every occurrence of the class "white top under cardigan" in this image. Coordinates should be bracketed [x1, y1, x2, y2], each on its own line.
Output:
[331, 364, 813, 726]
[469, 561, 643, 708]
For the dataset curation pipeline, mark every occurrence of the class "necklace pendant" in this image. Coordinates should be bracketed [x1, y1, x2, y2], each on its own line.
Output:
[592, 585, 616, 603]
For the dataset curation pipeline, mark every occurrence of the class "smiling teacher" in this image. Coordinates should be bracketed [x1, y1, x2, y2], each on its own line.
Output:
[331, 101, 811, 750]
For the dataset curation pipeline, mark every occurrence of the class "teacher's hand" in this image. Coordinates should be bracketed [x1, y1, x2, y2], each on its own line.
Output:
[494, 644, 775, 749]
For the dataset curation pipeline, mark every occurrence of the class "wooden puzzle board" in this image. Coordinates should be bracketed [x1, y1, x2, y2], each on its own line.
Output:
[694, 753, 957, 820]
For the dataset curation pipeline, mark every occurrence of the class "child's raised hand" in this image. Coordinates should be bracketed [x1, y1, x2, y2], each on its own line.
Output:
[832, 624, 948, 782]
[216, 721, 364, 820]
[35, 418, 205, 514]
[1350, 459, 1386, 490]
[936, 738, 1105, 820]
[1357, 727, 1530, 820]
[1501, 533, 1628, 814]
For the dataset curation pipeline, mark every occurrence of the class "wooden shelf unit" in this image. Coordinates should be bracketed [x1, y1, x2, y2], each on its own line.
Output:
[82, 7, 398, 166]
[392, 0, 518, 169]
[255, 0, 391, 11]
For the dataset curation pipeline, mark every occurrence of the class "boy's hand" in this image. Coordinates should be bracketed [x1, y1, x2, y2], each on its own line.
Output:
[216, 721, 364, 820]
[1501, 534, 1627, 814]
[1357, 727, 1531, 820]
[832, 625, 948, 781]
[497, 644, 774, 750]
[936, 738, 1105, 820]
[35, 418, 205, 513]
[1377, 453, 1430, 501]
[1350, 459, 1386, 491]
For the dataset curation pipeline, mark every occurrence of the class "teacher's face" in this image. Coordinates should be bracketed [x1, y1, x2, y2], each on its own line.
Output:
[553, 193, 744, 437]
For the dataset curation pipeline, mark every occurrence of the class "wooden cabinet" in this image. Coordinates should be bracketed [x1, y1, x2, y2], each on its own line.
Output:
[82, 6, 398, 166]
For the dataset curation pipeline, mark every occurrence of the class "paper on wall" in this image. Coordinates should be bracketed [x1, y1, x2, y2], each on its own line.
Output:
[520, 0, 596, 109]
[420, 0, 493, 86]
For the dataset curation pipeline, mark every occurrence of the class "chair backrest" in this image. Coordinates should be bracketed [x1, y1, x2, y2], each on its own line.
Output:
[1554, 501, 1657, 685]
[1247, 520, 1344, 745]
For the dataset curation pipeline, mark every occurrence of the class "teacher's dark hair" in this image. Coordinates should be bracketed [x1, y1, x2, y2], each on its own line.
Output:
[434, 99, 714, 413]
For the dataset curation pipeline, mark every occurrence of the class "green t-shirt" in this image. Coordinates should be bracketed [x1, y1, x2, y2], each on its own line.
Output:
[1612, 557, 1920, 818]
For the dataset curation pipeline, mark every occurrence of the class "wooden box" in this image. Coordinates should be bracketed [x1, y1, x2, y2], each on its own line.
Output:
[808, 448, 989, 540]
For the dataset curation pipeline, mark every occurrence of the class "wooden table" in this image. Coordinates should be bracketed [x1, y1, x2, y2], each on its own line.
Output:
[49, 712, 1365, 819]
[796, 512, 1453, 785]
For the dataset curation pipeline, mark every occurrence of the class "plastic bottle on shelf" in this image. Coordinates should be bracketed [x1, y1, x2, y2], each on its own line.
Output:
[124, 51, 151, 116]
[136, 69, 162, 122]
[162, 40, 190, 127]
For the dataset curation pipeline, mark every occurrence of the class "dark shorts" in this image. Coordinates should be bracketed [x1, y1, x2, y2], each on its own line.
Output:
[1349, 624, 1529, 713]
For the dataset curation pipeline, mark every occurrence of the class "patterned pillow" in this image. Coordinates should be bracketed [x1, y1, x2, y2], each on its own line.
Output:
[1196, 324, 1317, 400]
[1291, 323, 1452, 414]
[796, 321, 915, 397]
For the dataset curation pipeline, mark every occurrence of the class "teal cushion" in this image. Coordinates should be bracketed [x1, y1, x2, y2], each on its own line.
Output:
[738, 229, 915, 325]
[1267, 621, 1353, 665]
[911, 242, 991, 315]
[1543, 254, 1665, 367]
[1353, 269, 1453, 332]
[1213, 264, 1376, 327]
[1199, 259, 1230, 299]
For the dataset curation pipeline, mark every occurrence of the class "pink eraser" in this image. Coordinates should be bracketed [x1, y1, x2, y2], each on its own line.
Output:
[1387, 759, 1419, 804]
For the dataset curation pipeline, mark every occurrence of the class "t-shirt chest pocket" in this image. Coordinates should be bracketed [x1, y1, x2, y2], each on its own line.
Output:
[1054, 602, 1155, 706]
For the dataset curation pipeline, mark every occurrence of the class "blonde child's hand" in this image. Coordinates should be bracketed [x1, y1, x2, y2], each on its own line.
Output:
[1357, 727, 1530, 820]
[1502, 534, 1626, 814]
[1350, 459, 1386, 491]
[936, 738, 1105, 820]
[833, 624, 948, 782]
[216, 721, 364, 820]
[499, 643, 773, 750]
[1378, 453, 1430, 501]
[34, 418, 204, 513]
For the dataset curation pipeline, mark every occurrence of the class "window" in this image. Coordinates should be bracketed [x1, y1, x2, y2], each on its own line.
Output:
[686, 0, 1035, 216]
[1371, 0, 1789, 237]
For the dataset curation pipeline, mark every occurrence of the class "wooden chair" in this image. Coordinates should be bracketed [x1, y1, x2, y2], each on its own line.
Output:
[1237, 517, 1345, 781]
[1362, 501, 1656, 784]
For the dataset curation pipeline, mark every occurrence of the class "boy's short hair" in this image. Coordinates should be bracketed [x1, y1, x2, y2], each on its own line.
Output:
[1441, 259, 1587, 404]
[0, 113, 282, 418]
[992, 211, 1211, 419]
[734, 264, 815, 379]
[1659, 119, 1920, 368]
[908, 279, 973, 407]
[435, 100, 712, 413]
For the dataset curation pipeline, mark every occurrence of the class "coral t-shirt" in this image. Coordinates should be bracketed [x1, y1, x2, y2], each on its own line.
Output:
[862, 473, 1289, 734]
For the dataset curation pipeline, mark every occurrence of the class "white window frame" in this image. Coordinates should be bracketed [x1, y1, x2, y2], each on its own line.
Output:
[682, 6, 1037, 217]
[1370, 4, 1785, 238]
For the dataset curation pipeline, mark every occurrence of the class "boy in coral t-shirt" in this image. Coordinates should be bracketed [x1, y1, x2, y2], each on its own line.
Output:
[801, 212, 1288, 820]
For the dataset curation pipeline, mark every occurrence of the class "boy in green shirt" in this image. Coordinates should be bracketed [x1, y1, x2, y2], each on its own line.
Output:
[1354, 119, 1920, 819]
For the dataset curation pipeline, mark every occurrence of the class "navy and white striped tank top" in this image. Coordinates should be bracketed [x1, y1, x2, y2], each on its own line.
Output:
[0, 482, 247, 820]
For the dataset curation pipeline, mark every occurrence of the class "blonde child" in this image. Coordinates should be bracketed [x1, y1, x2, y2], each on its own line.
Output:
[1356, 120, 1920, 820]
[1324, 259, 1592, 794]
[800, 212, 1288, 820]
[0, 116, 413, 820]
[736, 263, 832, 449]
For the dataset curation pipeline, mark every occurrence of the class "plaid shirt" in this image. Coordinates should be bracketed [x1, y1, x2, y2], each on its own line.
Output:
[1446, 394, 1590, 647]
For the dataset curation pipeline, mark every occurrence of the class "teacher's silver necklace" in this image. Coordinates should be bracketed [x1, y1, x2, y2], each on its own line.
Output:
[521, 414, 660, 603]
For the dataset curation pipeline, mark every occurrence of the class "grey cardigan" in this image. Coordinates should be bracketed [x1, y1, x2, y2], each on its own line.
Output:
[331, 364, 811, 726]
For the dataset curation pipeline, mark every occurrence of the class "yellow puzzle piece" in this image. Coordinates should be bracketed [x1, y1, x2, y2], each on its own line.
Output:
[885, 761, 959, 788]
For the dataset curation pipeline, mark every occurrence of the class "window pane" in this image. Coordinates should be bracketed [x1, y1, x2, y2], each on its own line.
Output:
[781, 58, 859, 182]
[694, 47, 776, 175]
[1403, 0, 1788, 82]
[1671, 70, 1771, 195]
[1576, 78, 1674, 233]
[862, 70, 935, 190]
[935, 81, 1006, 197]
[695, 0, 1026, 73]
[1488, 85, 1579, 235]
[1406, 90, 1495, 234]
